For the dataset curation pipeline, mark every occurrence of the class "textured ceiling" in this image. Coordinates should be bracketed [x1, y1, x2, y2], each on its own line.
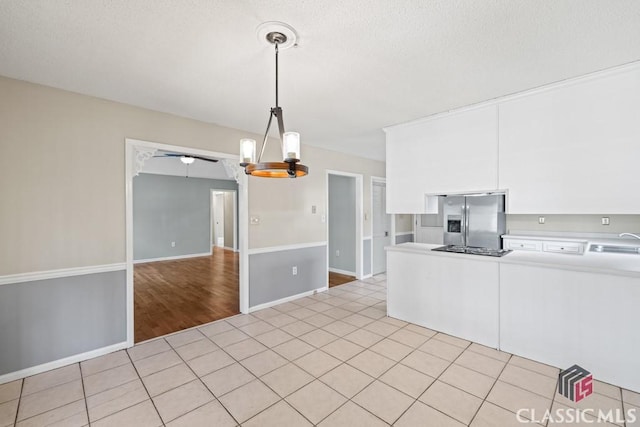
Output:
[1, 1, 639, 161]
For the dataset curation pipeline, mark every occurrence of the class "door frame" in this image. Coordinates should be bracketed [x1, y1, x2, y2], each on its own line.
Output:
[326, 170, 364, 280]
[370, 176, 395, 276]
[125, 138, 249, 347]
[210, 189, 238, 251]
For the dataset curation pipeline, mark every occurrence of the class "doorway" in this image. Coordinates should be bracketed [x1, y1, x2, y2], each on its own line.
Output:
[211, 189, 237, 251]
[372, 178, 392, 275]
[327, 171, 363, 287]
[125, 138, 249, 346]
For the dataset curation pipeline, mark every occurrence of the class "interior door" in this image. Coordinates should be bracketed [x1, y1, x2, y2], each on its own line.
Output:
[214, 193, 225, 247]
[372, 181, 391, 275]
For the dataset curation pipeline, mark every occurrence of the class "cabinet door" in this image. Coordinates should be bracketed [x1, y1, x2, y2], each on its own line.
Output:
[388, 251, 499, 347]
[386, 105, 499, 213]
[499, 66, 640, 213]
[499, 264, 640, 393]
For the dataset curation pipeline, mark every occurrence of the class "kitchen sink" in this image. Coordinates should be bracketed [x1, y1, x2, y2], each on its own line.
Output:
[589, 244, 640, 255]
[432, 245, 512, 257]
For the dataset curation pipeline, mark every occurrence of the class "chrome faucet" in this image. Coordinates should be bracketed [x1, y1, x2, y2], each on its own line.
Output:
[619, 233, 640, 240]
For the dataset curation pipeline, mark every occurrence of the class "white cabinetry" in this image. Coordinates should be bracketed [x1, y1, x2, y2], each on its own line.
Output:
[499, 66, 640, 214]
[387, 250, 499, 347]
[499, 263, 640, 392]
[502, 236, 586, 254]
[385, 106, 499, 213]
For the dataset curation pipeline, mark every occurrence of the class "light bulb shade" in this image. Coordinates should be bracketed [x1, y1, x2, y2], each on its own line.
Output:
[240, 138, 256, 165]
[180, 156, 195, 165]
[282, 132, 300, 162]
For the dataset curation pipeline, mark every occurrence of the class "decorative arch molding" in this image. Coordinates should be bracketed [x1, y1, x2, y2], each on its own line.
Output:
[133, 147, 157, 177]
[221, 159, 243, 184]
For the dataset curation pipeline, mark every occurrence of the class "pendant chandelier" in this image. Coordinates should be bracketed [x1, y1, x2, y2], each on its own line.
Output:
[239, 23, 308, 178]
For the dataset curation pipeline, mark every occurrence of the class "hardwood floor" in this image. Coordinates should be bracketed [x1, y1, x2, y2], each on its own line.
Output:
[328, 271, 356, 287]
[134, 247, 239, 343]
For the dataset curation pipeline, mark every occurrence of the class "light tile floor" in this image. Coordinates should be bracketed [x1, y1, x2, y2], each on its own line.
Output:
[1, 274, 639, 426]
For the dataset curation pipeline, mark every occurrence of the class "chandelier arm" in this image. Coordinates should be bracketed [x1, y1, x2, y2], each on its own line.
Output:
[274, 107, 285, 143]
[257, 110, 275, 163]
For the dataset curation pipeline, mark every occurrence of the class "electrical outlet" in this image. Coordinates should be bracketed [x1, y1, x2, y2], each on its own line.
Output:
[538, 216, 545, 225]
[250, 216, 260, 225]
[602, 217, 610, 225]
[336, 250, 340, 257]
[171, 241, 176, 247]
[292, 266, 297, 276]
[321, 214, 326, 223]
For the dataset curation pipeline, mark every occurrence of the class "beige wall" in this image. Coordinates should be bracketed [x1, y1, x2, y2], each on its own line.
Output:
[248, 142, 385, 248]
[0, 76, 384, 275]
[507, 214, 640, 234]
[395, 214, 414, 233]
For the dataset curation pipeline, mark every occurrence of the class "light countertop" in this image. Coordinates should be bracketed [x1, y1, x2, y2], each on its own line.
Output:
[386, 242, 640, 278]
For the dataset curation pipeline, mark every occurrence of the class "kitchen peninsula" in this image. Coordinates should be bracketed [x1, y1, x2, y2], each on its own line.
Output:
[386, 242, 640, 393]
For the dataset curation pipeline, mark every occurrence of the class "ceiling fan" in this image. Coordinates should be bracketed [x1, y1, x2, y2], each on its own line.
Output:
[153, 153, 219, 164]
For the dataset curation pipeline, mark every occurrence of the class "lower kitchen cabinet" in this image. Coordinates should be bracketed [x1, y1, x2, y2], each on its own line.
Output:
[387, 250, 499, 348]
[499, 263, 640, 392]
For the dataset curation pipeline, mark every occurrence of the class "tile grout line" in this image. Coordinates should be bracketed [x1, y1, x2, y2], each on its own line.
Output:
[124, 341, 168, 427]
[394, 336, 476, 425]
[12, 378, 24, 427]
[78, 362, 91, 427]
[466, 353, 513, 426]
[231, 282, 391, 425]
[168, 328, 253, 426]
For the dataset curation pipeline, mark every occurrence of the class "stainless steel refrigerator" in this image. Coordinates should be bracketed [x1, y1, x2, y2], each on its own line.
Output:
[442, 193, 506, 249]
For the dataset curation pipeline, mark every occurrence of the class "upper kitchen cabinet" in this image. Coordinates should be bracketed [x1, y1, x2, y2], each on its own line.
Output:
[385, 105, 499, 213]
[499, 64, 640, 214]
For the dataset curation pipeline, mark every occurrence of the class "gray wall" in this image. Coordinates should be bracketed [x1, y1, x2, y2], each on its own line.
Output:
[328, 175, 356, 273]
[363, 239, 371, 277]
[249, 246, 327, 307]
[0, 270, 126, 375]
[396, 234, 414, 244]
[223, 192, 235, 249]
[133, 174, 237, 260]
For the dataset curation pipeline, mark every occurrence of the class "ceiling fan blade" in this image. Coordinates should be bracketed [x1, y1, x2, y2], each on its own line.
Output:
[152, 153, 218, 163]
[192, 156, 219, 163]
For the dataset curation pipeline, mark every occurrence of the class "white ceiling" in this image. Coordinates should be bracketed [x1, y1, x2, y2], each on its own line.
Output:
[1, 1, 639, 161]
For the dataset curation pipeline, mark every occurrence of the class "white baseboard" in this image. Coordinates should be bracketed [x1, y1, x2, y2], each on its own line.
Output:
[133, 251, 212, 264]
[328, 268, 356, 276]
[361, 274, 373, 279]
[0, 341, 128, 385]
[395, 232, 415, 236]
[0, 263, 126, 286]
[248, 286, 328, 312]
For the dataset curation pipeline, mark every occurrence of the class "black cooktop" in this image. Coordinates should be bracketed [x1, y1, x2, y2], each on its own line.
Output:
[431, 245, 512, 257]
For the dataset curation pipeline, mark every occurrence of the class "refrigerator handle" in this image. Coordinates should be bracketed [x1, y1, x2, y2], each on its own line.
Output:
[461, 205, 467, 247]
[465, 205, 470, 247]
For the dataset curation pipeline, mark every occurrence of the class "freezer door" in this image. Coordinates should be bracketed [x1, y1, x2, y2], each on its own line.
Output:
[465, 195, 506, 249]
[442, 195, 465, 246]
